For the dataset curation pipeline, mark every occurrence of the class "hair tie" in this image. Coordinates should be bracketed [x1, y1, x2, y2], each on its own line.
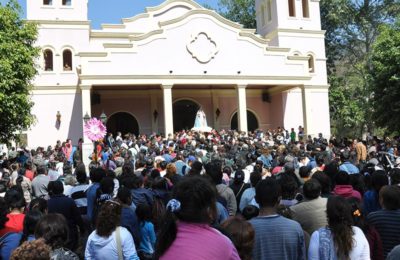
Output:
[353, 209, 361, 217]
[166, 199, 181, 213]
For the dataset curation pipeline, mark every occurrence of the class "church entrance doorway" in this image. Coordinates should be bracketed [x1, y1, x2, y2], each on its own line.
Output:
[231, 110, 259, 132]
[173, 100, 200, 132]
[106, 112, 139, 136]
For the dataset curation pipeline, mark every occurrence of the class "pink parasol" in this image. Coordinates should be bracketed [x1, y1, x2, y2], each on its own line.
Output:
[84, 118, 107, 142]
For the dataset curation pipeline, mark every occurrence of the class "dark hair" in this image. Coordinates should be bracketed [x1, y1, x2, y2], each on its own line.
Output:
[299, 166, 311, 178]
[205, 160, 223, 185]
[136, 203, 152, 223]
[303, 179, 321, 200]
[250, 171, 262, 187]
[90, 167, 105, 183]
[335, 171, 350, 185]
[326, 196, 354, 259]
[312, 171, 332, 194]
[5, 187, 26, 209]
[279, 173, 298, 200]
[390, 168, 400, 185]
[29, 198, 47, 214]
[47, 181, 64, 196]
[221, 217, 255, 260]
[241, 205, 259, 220]
[35, 214, 69, 249]
[0, 197, 9, 229]
[371, 171, 388, 192]
[156, 176, 217, 257]
[36, 165, 46, 176]
[379, 185, 400, 210]
[96, 200, 122, 237]
[150, 169, 161, 179]
[20, 210, 43, 245]
[117, 187, 132, 205]
[255, 177, 281, 208]
[75, 164, 87, 184]
[152, 177, 168, 191]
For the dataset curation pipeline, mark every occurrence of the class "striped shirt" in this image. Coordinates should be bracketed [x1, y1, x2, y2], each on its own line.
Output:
[367, 209, 400, 258]
[249, 215, 306, 260]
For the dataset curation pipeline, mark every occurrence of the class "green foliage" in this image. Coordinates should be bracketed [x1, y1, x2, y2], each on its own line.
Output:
[370, 20, 400, 132]
[321, 0, 400, 137]
[217, 0, 256, 28]
[0, 0, 39, 143]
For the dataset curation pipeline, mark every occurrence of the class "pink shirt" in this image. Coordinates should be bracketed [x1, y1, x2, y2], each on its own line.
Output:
[161, 222, 240, 260]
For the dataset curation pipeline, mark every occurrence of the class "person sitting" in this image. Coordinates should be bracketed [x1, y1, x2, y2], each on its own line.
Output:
[156, 176, 240, 259]
[308, 196, 370, 259]
[85, 200, 140, 260]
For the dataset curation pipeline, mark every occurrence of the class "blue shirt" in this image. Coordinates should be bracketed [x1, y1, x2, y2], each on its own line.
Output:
[249, 215, 305, 260]
[139, 221, 156, 254]
[339, 161, 360, 174]
[86, 183, 100, 220]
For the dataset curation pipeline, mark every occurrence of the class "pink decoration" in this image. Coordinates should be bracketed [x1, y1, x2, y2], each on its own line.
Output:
[84, 118, 107, 142]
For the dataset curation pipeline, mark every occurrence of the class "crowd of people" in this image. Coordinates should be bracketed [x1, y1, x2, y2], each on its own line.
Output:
[1, 127, 400, 260]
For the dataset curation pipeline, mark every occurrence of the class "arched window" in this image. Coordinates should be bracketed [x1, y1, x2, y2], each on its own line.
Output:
[63, 49, 72, 71]
[62, 0, 71, 6]
[308, 54, 315, 73]
[302, 0, 309, 18]
[43, 0, 52, 5]
[43, 49, 53, 71]
[266, 0, 272, 22]
[288, 0, 296, 17]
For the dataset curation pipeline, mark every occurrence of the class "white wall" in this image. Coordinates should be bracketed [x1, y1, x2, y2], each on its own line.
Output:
[27, 0, 88, 21]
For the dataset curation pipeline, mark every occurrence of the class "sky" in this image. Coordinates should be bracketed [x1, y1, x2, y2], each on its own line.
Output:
[10, 0, 220, 28]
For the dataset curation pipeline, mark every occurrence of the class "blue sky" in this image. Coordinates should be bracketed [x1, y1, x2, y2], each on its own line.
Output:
[8, 0, 219, 28]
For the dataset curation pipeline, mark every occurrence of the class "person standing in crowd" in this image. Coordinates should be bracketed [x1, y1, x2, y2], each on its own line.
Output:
[367, 185, 400, 258]
[230, 170, 250, 213]
[86, 168, 104, 225]
[290, 179, 328, 235]
[363, 171, 388, 215]
[31, 165, 49, 199]
[136, 203, 156, 259]
[85, 200, 140, 260]
[156, 176, 240, 259]
[239, 171, 261, 212]
[249, 178, 305, 260]
[221, 217, 255, 260]
[308, 196, 370, 259]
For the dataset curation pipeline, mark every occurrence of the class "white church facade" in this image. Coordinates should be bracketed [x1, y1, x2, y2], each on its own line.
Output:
[26, 0, 330, 149]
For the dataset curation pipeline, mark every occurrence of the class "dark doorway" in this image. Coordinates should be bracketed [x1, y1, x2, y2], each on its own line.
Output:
[231, 110, 259, 132]
[173, 100, 200, 131]
[106, 112, 139, 136]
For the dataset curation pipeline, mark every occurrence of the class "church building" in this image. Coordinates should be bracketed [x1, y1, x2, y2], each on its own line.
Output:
[26, 0, 330, 152]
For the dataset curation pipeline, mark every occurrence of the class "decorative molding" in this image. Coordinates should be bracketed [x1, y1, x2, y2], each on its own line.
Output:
[186, 32, 219, 63]
[121, 13, 150, 23]
[103, 43, 133, 48]
[238, 31, 269, 45]
[90, 31, 140, 38]
[27, 20, 90, 26]
[145, 0, 203, 13]
[78, 52, 108, 57]
[129, 29, 164, 41]
[287, 56, 310, 61]
[101, 24, 126, 29]
[266, 47, 291, 52]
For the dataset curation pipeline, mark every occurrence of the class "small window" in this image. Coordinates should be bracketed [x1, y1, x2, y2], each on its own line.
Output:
[261, 6, 266, 25]
[266, 0, 272, 22]
[302, 0, 309, 18]
[288, 0, 296, 17]
[63, 49, 72, 71]
[43, 49, 53, 71]
[308, 55, 315, 73]
[43, 0, 52, 5]
[62, 0, 71, 6]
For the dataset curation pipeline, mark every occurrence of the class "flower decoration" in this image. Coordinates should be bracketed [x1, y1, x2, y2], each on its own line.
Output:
[84, 118, 107, 142]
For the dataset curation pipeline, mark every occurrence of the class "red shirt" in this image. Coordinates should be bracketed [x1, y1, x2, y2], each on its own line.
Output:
[0, 213, 25, 237]
[25, 170, 34, 181]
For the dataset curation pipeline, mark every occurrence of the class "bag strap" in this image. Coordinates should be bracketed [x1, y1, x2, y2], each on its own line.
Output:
[116, 227, 123, 260]
[236, 183, 245, 199]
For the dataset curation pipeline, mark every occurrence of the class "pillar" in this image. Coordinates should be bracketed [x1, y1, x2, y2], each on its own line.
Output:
[301, 85, 313, 137]
[80, 85, 92, 170]
[211, 89, 219, 130]
[236, 84, 248, 133]
[162, 84, 173, 137]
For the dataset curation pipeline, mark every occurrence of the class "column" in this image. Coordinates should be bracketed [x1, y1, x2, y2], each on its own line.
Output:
[162, 84, 173, 137]
[80, 85, 92, 170]
[211, 89, 220, 130]
[301, 85, 312, 137]
[150, 90, 159, 133]
[236, 84, 248, 134]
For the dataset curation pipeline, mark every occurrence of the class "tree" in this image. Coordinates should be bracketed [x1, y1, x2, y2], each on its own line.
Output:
[370, 20, 400, 133]
[217, 0, 256, 28]
[0, 0, 39, 143]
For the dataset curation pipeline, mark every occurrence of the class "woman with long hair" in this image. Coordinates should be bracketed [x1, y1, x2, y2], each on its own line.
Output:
[156, 176, 240, 259]
[308, 196, 370, 259]
[85, 200, 140, 260]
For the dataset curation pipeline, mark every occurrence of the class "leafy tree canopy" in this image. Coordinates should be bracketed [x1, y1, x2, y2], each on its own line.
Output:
[0, 0, 39, 143]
